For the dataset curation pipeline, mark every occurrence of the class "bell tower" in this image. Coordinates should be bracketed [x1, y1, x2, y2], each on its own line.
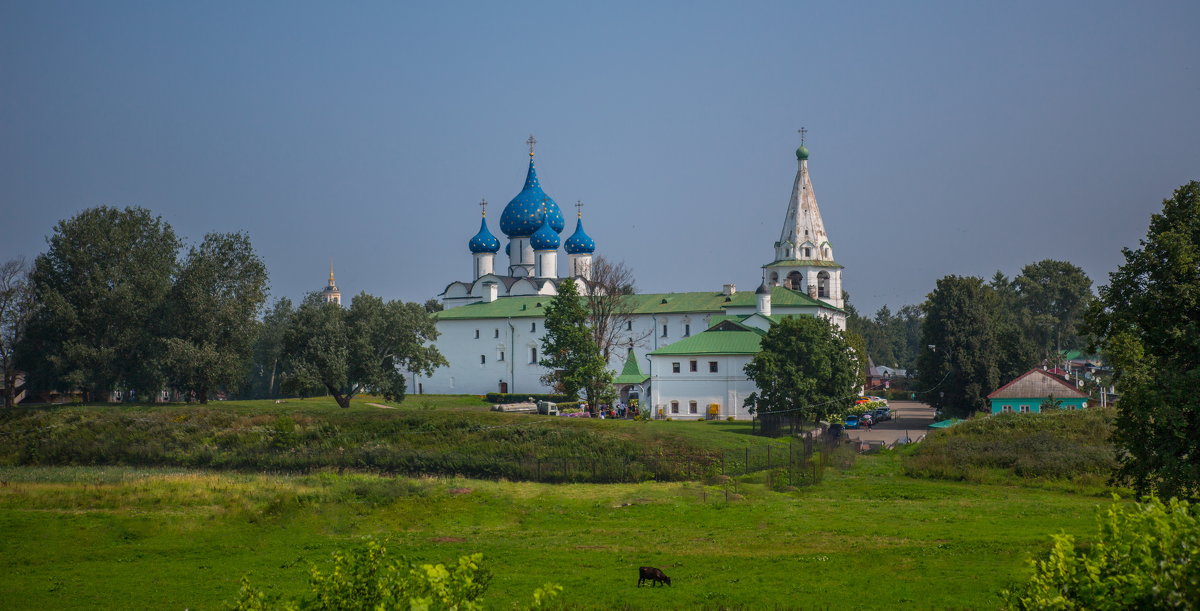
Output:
[762, 129, 844, 309]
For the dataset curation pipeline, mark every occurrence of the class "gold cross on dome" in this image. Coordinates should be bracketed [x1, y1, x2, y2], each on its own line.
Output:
[575, 200, 584, 218]
[527, 134, 537, 156]
[479, 198, 488, 217]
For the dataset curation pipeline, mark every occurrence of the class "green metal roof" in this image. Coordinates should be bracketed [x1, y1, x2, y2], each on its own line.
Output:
[436, 286, 838, 320]
[613, 350, 649, 385]
[649, 328, 764, 356]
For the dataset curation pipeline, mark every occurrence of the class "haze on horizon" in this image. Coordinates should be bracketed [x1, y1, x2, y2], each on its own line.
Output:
[3, 1, 1198, 316]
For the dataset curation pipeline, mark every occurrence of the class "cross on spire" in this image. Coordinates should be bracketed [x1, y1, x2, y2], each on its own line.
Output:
[575, 200, 584, 218]
[798, 127, 807, 147]
[527, 134, 537, 156]
[479, 198, 488, 217]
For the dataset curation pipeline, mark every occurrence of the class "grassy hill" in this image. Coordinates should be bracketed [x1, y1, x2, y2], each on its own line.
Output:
[902, 407, 1119, 493]
[0, 397, 794, 482]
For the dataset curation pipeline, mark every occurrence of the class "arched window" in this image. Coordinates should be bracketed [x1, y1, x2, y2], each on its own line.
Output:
[688, 401, 698, 414]
[817, 271, 830, 298]
[769, 271, 779, 286]
[670, 401, 679, 414]
[786, 271, 803, 291]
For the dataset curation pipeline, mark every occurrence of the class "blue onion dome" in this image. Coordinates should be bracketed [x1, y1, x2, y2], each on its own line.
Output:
[530, 216, 560, 250]
[564, 217, 595, 254]
[500, 154, 565, 237]
[468, 218, 500, 253]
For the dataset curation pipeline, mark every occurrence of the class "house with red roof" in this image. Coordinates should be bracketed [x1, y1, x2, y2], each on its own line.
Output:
[987, 368, 1089, 414]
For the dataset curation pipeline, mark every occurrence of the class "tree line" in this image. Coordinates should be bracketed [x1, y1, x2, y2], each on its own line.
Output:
[3, 206, 444, 407]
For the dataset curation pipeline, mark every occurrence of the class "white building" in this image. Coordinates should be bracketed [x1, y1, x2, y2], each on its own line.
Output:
[406, 136, 847, 418]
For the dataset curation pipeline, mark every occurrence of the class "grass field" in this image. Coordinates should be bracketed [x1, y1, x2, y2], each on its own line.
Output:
[0, 398, 1122, 609]
[0, 455, 1111, 609]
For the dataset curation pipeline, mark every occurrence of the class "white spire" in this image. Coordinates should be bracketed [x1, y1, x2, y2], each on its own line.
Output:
[776, 149, 832, 262]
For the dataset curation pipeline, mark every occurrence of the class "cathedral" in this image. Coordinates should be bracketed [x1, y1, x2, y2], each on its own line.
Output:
[404, 135, 845, 419]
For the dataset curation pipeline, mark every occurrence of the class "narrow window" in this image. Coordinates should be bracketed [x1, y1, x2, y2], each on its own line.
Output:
[672, 362, 680, 374]
[474, 329, 480, 339]
[684, 323, 691, 337]
[661, 324, 668, 337]
[494, 328, 499, 338]
[530, 347, 537, 363]
[626, 321, 633, 331]
[670, 401, 679, 414]
[709, 361, 718, 373]
[418, 383, 423, 394]
[498, 351, 505, 362]
[804, 247, 811, 257]
[689, 360, 698, 372]
[531, 322, 536, 332]
[480, 355, 486, 364]
[689, 401, 698, 414]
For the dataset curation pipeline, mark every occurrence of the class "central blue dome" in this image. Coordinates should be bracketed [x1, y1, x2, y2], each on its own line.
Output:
[530, 217, 561, 250]
[500, 156, 565, 237]
[564, 217, 595, 254]
[468, 218, 500, 253]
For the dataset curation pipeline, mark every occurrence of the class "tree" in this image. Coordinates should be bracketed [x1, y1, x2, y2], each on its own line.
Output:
[162, 232, 268, 403]
[539, 278, 611, 412]
[0, 258, 33, 407]
[916, 276, 1000, 418]
[989, 271, 1040, 382]
[244, 297, 294, 399]
[1084, 181, 1200, 499]
[18, 206, 179, 401]
[1004, 496, 1200, 610]
[743, 316, 860, 436]
[583, 255, 648, 364]
[1014, 259, 1093, 357]
[282, 293, 446, 408]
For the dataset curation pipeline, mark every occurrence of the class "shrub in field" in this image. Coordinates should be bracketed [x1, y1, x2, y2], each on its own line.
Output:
[1003, 496, 1200, 610]
[903, 408, 1117, 485]
[231, 539, 561, 610]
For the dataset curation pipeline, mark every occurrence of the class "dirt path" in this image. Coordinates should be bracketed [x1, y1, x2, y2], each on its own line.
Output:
[366, 402, 396, 409]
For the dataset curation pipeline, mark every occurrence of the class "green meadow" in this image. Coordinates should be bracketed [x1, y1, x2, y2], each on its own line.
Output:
[0, 399, 1118, 609]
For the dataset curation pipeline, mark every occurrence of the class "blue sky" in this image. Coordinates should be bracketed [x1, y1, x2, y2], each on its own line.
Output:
[3, 1, 1198, 315]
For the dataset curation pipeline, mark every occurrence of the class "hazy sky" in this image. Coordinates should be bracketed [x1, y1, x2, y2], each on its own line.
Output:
[3, 1, 1198, 316]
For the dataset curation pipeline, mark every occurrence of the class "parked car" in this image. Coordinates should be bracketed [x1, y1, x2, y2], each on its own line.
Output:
[845, 415, 860, 429]
[871, 407, 891, 422]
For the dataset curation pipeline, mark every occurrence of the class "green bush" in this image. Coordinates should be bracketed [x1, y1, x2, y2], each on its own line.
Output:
[231, 538, 561, 610]
[1004, 496, 1200, 610]
[903, 408, 1117, 486]
[484, 393, 572, 404]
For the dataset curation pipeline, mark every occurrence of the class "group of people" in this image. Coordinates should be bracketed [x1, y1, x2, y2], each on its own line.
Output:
[595, 400, 636, 419]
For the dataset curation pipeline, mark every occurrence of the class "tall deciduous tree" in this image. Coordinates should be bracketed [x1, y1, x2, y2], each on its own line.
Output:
[583, 256, 648, 364]
[0, 258, 34, 407]
[916, 276, 1000, 418]
[1014, 259, 1093, 356]
[1084, 181, 1200, 499]
[162, 232, 268, 403]
[744, 316, 860, 436]
[540, 278, 611, 411]
[18, 206, 179, 400]
[245, 297, 294, 399]
[282, 293, 446, 408]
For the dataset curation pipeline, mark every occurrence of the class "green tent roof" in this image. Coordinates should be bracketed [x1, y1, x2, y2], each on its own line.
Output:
[613, 350, 649, 385]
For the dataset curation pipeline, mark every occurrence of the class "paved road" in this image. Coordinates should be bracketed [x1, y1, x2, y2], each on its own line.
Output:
[844, 400, 935, 447]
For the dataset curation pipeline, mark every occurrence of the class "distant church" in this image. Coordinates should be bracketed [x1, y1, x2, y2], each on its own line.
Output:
[332, 134, 848, 419]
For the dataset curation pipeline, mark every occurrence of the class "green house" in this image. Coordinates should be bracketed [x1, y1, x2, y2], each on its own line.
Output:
[987, 369, 1088, 414]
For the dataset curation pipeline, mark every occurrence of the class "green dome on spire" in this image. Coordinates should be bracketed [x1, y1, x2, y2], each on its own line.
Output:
[796, 146, 809, 161]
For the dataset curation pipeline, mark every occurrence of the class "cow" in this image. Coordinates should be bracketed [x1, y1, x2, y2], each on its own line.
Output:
[638, 566, 671, 587]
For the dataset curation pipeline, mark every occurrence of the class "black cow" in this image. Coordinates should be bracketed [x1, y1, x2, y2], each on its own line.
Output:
[638, 566, 671, 587]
